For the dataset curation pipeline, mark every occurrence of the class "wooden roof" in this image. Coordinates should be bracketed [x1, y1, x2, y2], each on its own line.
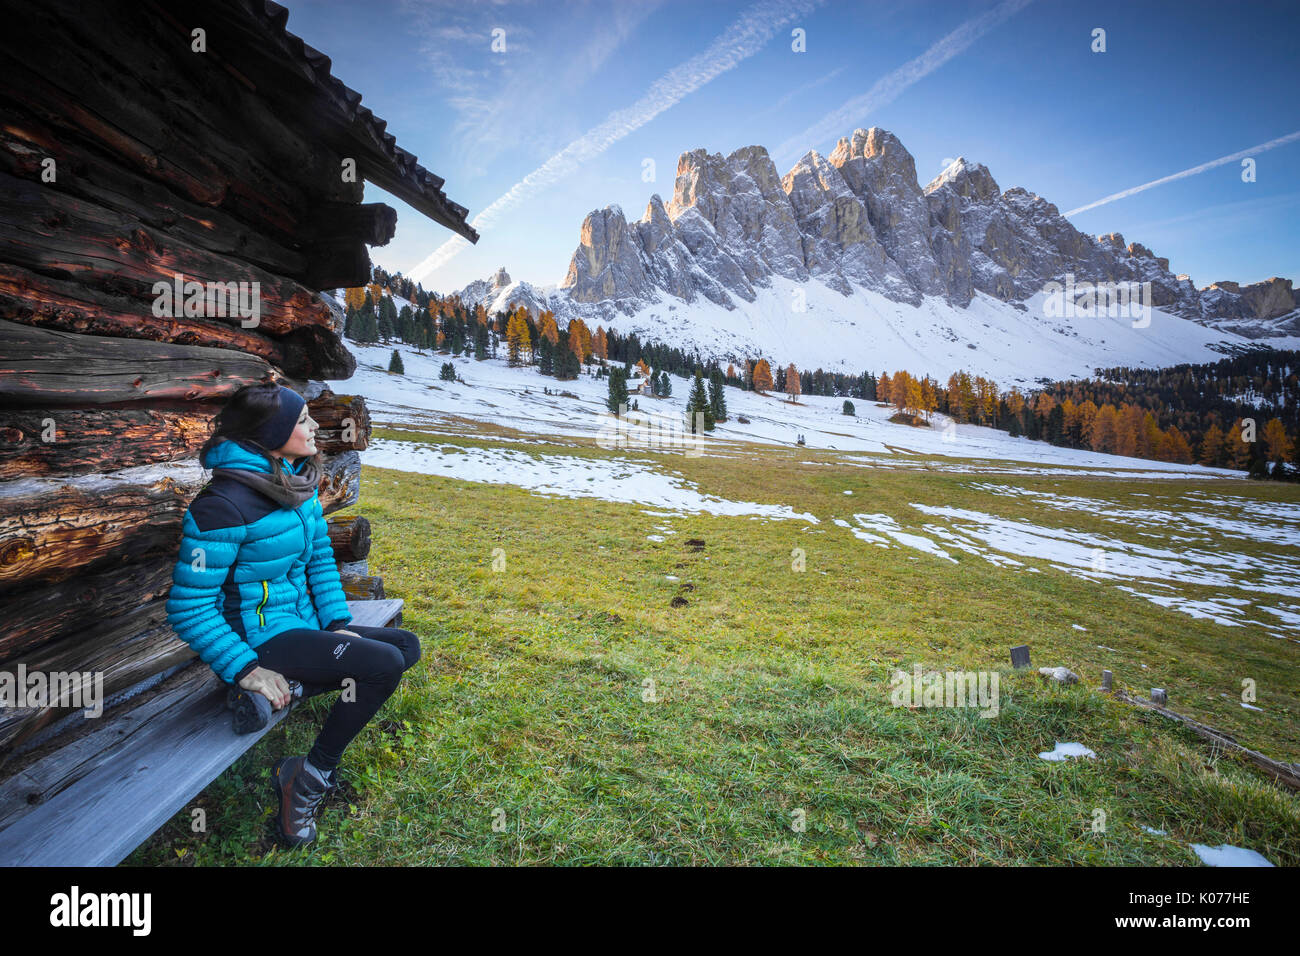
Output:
[153, 0, 480, 244]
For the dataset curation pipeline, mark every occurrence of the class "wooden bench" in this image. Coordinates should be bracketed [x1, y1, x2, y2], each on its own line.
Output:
[0, 599, 404, 866]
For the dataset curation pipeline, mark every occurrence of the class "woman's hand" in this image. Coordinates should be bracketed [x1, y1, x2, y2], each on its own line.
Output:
[238, 665, 293, 709]
[332, 628, 362, 640]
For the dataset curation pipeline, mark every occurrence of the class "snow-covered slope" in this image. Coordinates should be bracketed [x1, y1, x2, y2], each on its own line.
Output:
[449, 276, 1282, 387]
[327, 340, 1243, 479]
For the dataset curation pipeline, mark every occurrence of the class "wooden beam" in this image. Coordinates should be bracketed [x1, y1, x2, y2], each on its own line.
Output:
[1112, 689, 1300, 792]
[307, 387, 372, 451]
[0, 386, 364, 481]
[0, 171, 337, 337]
[0, 556, 173, 662]
[339, 573, 384, 601]
[0, 261, 295, 369]
[326, 515, 371, 563]
[0, 318, 272, 406]
[0, 450, 362, 592]
[0, 459, 206, 593]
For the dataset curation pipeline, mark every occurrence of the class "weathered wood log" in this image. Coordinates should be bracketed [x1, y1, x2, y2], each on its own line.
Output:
[0, 402, 216, 481]
[0, 317, 272, 406]
[275, 323, 358, 382]
[308, 388, 372, 451]
[0, 96, 373, 293]
[303, 242, 372, 293]
[0, 459, 206, 594]
[304, 203, 398, 248]
[326, 515, 371, 563]
[0, 605, 193, 758]
[0, 385, 363, 480]
[0, 555, 174, 662]
[0, 261, 344, 380]
[0, 450, 360, 592]
[0, 171, 336, 336]
[1112, 689, 1300, 792]
[319, 450, 361, 515]
[0, 112, 308, 280]
[339, 573, 385, 601]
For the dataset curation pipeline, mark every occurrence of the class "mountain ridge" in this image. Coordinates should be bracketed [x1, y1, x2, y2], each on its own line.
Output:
[448, 127, 1299, 380]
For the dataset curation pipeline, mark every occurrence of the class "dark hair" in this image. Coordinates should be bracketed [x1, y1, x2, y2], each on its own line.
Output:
[198, 379, 321, 492]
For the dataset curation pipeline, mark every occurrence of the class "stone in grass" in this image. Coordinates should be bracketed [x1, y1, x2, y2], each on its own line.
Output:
[1039, 741, 1096, 761]
[1037, 666, 1080, 684]
[1190, 844, 1274, 867]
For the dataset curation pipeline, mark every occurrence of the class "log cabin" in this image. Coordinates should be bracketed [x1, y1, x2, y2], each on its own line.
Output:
[0, 0, 478, 863]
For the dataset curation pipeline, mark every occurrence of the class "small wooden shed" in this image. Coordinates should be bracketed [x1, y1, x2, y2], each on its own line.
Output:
[0, 0, 477, 857]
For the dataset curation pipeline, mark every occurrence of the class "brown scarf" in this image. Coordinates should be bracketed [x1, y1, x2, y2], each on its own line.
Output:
[211, 456, 320, 509]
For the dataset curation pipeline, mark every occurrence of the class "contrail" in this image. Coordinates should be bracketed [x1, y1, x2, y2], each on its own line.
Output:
[773, 0, 1036, 165]
[1064, 130, 1300, 216]
[411, 0, 827, 285]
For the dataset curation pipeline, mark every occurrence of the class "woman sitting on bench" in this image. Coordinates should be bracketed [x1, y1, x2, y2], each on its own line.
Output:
[166, 380, 420, 849]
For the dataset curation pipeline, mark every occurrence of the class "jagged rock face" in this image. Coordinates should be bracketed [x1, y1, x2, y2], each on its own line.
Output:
[563, 205, 652, 305]
[783, 149, 911, 299]
[667, 146, 807, 286]
[526, 126, 1297, 332]
[829, 129, 946, 298]
[632, 194, 703, 303]
[1237, 277, 1297, 320]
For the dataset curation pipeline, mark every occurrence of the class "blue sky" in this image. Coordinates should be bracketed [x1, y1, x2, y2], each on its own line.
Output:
[283, 0, 1300, 295]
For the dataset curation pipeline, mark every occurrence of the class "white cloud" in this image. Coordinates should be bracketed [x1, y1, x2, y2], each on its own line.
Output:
[772, 0, 1037, 165]
[411, 0, 828, 285]
[1064, 130, 1300, 217]
[404, 0, 662, 171]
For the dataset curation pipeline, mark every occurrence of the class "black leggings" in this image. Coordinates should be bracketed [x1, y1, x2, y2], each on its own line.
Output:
[251, 623, 421, 772]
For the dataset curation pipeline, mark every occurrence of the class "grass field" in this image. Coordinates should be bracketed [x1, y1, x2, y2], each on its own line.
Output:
[128, 423, 1300, 866]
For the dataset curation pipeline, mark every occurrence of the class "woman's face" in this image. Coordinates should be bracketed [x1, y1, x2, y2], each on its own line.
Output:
[276, 405, 318, 460]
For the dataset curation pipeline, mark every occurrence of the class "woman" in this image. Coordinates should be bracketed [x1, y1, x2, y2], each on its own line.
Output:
[166, 380, 421, 848]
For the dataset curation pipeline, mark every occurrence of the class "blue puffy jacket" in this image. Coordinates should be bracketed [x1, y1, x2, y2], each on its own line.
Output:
[165, 437, 353, 685]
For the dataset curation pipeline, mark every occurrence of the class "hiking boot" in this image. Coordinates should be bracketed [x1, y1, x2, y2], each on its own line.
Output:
[272, 755, 330, 848]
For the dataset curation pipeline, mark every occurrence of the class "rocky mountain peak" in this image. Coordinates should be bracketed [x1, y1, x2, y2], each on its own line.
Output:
[527, 127, 1300, 344]
[830, 127, 919, 190]
[924, 157, 1000, 202]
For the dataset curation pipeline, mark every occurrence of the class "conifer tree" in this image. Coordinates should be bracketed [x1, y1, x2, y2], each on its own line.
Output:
[687, 370, 715, 432]
[607, 366, 629, 414]
[562, 348, 580, 379]
[388, 349, 404, 374]
[708, 368, 725, 420]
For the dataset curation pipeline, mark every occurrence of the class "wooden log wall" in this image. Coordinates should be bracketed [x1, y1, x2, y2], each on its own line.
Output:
[0, 0, 420, 768]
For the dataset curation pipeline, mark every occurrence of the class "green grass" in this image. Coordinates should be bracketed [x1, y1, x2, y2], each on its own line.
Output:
[126, 429, 1300, 865]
